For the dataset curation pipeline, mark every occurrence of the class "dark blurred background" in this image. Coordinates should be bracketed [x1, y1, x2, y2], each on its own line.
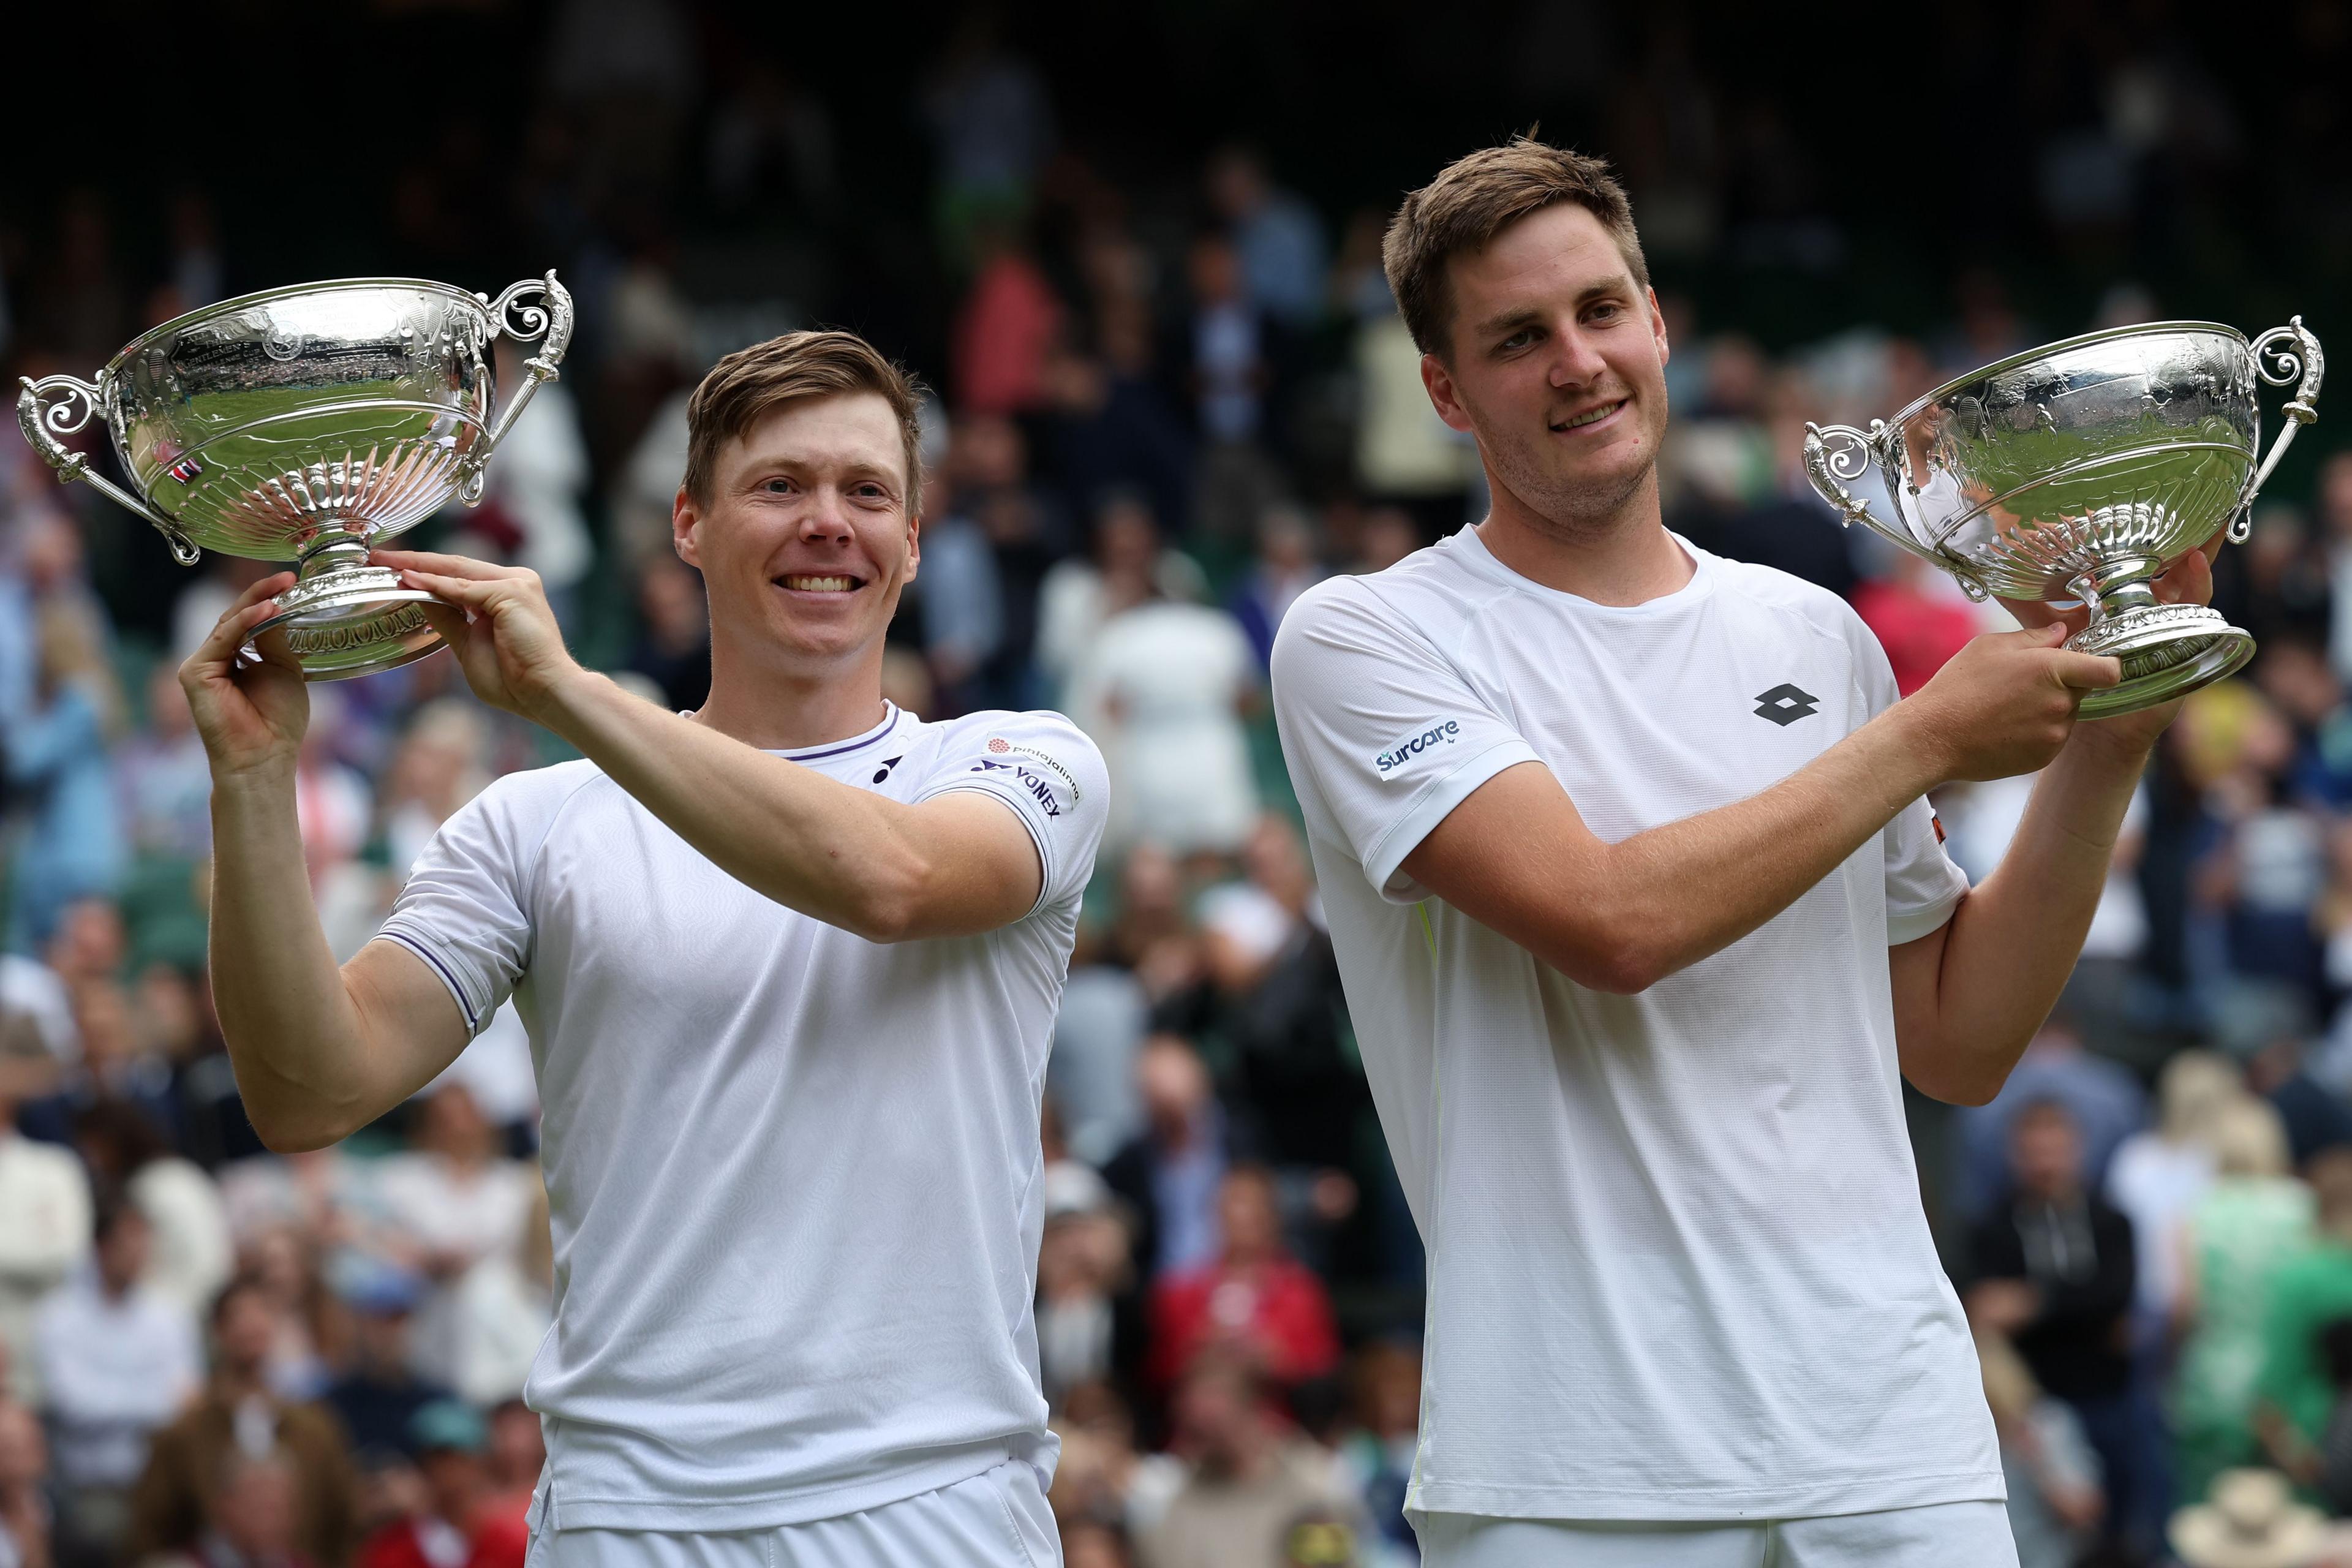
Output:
[5, 4, 2352, 1567]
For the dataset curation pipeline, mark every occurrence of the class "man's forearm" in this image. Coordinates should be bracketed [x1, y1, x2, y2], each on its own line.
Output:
[208, 772, 380, 1144]
[530, 671, 964, 940]
[1919, 728, 2150, 1091]
[1421, 701, 1947, 993]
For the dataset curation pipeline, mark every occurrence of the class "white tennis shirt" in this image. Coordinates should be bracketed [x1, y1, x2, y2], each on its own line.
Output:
[1270, 527, 2001, 1523]
[375, 701, 1107, 1530]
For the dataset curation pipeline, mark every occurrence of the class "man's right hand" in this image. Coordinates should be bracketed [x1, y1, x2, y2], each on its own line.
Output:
[1902, 625, 2123, 785]
[179, 571, 307, 780]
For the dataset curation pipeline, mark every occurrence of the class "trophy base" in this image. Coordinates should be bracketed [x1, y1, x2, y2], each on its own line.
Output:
[249, 564, 445, 681]
[2070, 603, 2255, 719]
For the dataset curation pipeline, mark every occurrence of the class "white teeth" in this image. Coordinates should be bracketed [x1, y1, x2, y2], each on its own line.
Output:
[1559, 401, 1624, 429]
[782, 575, 854, 592]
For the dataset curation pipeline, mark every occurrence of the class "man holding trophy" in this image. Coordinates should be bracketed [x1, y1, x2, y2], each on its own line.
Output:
[1271, 137, 2319, 1566]
[157, 326, 1099, 1567]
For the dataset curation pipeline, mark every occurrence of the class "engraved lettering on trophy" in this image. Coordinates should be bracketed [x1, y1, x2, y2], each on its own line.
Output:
[284, 603, 430, 657]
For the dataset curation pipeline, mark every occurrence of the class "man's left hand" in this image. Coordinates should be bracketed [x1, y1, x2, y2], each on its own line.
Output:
[373, 548, 584, 721]
[1999, 537, 2220, 756]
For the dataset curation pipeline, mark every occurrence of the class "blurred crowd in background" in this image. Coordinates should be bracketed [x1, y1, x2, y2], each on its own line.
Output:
[7, 2, 2352, 1566]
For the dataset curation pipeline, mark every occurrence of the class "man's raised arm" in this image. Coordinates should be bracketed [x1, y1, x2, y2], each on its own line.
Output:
[1397, 625, 2117, 995]
[186, 576, 470, 1151]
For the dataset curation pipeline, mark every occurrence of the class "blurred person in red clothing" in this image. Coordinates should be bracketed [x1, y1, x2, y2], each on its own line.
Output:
[1145, 1165, 1340, 1395]
[1853, 551, 1985, 695]
[356, 1403, 524, 1568]
[154, 1450, 311, 1568]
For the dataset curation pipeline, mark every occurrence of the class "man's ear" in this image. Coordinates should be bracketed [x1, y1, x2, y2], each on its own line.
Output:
[902, 511, 921, 584]
[1649, 285, 1670, 369]
[672, 485, 701, 568]
[1421, 352, 1475, 435]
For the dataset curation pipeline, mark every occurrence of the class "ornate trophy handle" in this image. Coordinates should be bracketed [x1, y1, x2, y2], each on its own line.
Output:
[1802, 421, 1986, 600]
[456, 271, 577, 505]
[2229, 317, 2326, 542]
[17, 374, 200, 565]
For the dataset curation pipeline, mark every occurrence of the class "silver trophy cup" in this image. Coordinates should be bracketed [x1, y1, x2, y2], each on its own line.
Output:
[18, 273, 575, 680]
[1804, 318, 2324, 717]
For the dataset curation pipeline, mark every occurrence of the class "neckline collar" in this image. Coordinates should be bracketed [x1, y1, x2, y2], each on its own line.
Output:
[1450, 524, 1716, 615]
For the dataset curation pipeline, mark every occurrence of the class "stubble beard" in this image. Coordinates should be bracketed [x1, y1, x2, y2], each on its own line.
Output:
[1481, 417, 1662, 547]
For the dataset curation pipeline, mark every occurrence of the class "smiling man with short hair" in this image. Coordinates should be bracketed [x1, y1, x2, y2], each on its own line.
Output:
[1270, 138, 2214, 1567]
[183, 330, 1102, 1567]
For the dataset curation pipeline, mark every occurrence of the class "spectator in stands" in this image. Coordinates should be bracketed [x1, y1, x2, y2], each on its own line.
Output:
[1331, 1341, 1419, 1568]
[1035, 492, 1207, 709]
[0, 1400, 49, 1568]
[0, 1069, 90, 1403]
[1204, 148, 1328, 330]
[1144, 1164, 1340, 1396]
[2253, 1147, 2352, 1485]
[1105, 1037, 1234, 1282]
[1959, 1016, 2150, 1221]
[355, 1402, 526, 1568]
[70, 1098, 232, 1319]
[157, 1450, 312, 1568]
[1967, 1098, 2148, 1563]
[1133, 1351, 1360, 1568]
[1227, 506, 1325, 671]
[129, 1276, 359, 1568]
[2107, 1050, 2235, 1333]
[1978, 1330, 2103, 1568]
[322, 1273, 450, 1469]
[2176, 1099, 2314, 1502]
[33, 1198, 199, 1568]
[5, 603, 124, 952]
[371, 1086, 538, 1392]
[622, 557, 711, 715]
[1070, 548, 1261, 862]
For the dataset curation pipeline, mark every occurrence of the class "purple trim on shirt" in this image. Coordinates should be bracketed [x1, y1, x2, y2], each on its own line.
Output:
[780, 705, 900, 763]
[379, 929, 479, 1032]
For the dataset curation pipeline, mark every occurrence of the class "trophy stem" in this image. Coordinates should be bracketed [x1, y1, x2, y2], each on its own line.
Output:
[248, 531, 444, 681]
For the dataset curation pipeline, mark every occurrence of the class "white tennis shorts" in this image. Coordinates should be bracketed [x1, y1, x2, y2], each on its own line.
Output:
[1413, 1501, 2019, 1568]
[527, 1461, 1060, 1568]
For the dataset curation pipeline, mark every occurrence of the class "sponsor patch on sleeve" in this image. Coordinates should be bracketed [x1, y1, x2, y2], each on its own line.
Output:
[967, 737, 1084, 818]
[1373, 718, 1463, 775]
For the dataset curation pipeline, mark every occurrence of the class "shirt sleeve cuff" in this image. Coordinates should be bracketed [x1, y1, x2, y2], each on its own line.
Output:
[1362, 739, 1544, 903]
[375, 924, 489, 1038]
[1887, 876, 1969, 946]
[914, 780, 1060, 918]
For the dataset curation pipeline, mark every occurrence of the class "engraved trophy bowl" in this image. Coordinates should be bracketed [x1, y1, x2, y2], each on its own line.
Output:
[18, 273, 574, 680]
[1804, 318, 2324, 718]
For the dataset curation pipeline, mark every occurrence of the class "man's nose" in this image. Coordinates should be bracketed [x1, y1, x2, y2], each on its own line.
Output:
[797, 488, 854, 541]
[1548, 325, 1608, 389]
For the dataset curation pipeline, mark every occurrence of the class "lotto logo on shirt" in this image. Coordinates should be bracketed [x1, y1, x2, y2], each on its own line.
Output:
[1375, 720, 1462, 774]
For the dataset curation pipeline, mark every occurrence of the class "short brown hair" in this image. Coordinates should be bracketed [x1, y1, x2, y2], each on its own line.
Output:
[1382, 137, 1649, 360]
[682, 330, 927, 514]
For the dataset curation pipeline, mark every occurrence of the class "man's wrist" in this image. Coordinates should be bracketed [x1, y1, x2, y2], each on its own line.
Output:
[1867, 699, 1950, 805]
[524, 662, 612, 739]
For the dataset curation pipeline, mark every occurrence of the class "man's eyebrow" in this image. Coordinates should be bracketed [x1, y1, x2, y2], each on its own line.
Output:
[1470, 280, 1637, 341]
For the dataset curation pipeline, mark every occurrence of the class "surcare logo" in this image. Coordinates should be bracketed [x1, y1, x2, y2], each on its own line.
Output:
[1376, 719, 1462, 774]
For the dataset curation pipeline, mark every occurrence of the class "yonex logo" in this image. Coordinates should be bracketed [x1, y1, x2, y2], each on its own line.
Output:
[1753, 684, 1820, 725]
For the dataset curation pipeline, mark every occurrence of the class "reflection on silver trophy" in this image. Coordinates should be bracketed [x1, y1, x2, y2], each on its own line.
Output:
[16, 273, 575, 680]
[1804, 318, 2325, 717]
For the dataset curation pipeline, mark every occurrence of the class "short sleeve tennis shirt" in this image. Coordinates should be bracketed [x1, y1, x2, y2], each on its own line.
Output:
[1270, 528, 1999, 1523]
[377, 703, 1108, 1531]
